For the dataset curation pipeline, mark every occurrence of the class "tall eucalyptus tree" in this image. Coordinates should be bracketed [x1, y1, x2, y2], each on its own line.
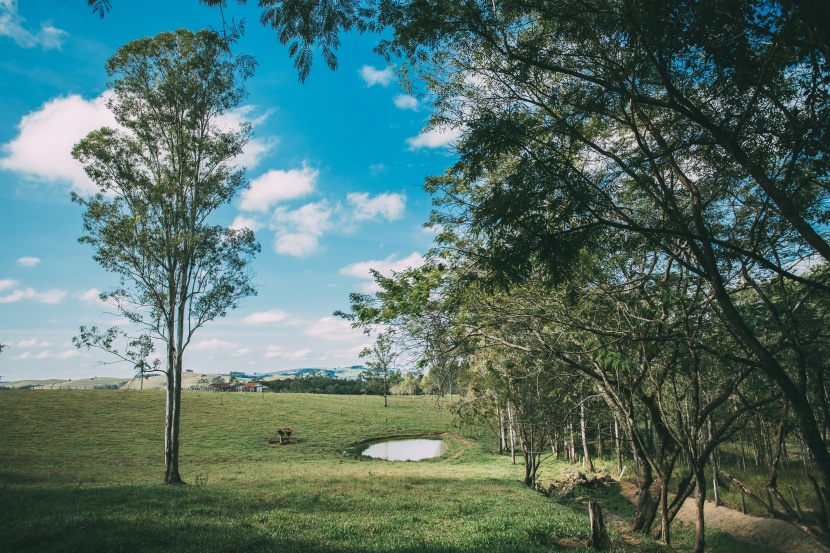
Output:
[72, 30, 259, 483]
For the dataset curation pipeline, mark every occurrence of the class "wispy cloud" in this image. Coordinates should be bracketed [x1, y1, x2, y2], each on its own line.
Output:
[215, 105, 278, 170]
[242, 309, 290, 324]
[13, 349, 79, 360]
[406, 126, 463, 151]
[0, 280, 66, 304]
[17, 338, 53, 348]
[264, 346, 312, 360]
[16, 256, 40, 267]
[0, 0, 66, 50]
[393, 95, 419, 111]
[304, 317, 365, 342]
[359, 65, 395, 87]
[191, 339, 238, 350]
[339, 252, 425, 293]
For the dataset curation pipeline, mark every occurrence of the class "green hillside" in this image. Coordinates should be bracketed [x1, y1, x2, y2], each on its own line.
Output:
[0, 390, 765, 552]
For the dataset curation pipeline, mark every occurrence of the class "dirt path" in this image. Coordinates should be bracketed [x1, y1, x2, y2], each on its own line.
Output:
[617, 480, 829, 553]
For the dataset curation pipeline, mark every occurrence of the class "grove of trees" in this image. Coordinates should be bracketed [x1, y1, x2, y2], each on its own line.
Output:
[85, 1, 829, 551]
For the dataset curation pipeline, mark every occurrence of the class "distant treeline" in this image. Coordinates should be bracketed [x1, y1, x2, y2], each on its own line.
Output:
[264, 370, 426, 396]
[265, 372, 366, 395]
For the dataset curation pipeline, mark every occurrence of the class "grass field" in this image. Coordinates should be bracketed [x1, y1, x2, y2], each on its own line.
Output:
[0, 390, 775, 552]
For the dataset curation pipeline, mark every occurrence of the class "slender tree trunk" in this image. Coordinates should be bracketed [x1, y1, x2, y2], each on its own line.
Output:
[497, 404, 506, 453]
[615, 416, 622, 474]
[569, 421, 577, 464]
[708, 416, 720, 506]
[693, 467, 707, 553]
[659, 477, 671, 545]
[581, 403, 595, 472]
[507, 402, 516, 465]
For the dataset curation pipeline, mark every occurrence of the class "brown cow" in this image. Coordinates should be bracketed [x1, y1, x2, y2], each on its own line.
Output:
[277, 427, 293, 444]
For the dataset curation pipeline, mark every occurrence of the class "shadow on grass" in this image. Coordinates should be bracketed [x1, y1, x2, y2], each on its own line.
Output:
[1, 481, 617, 553]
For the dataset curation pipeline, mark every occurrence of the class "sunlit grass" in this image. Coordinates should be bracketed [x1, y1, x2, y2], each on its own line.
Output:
[0, 390, 777, 552]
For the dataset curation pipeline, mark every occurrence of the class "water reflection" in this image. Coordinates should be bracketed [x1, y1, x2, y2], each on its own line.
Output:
[356, 439, 447, 461]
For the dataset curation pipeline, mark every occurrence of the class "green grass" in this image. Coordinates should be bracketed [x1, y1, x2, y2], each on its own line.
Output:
[0, 390, 776, 552]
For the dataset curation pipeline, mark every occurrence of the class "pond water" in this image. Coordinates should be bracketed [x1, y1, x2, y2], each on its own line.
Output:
[351, 438, 448, 461]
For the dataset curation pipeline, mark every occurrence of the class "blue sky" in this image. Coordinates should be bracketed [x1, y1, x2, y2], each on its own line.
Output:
[0, 0, 457, 380]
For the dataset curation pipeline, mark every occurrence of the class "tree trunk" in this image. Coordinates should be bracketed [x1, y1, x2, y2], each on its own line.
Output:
[507, 402, 516, 465]
[588, 500, 610, 550]
[615, 416, 622, 474]
[659, 476, 671, 545]
[706, 416, 720, 507]
[497, 404, 506, 453]
[693, 468, 707, 553]
[630, 453, 658, 533]
[581, 402, 595, 472]
[569, 421, 577, 464]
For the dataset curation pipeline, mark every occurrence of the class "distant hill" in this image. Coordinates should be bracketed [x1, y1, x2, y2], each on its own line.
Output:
[1, 366, 371, 390]
[263, 367, 367, 380]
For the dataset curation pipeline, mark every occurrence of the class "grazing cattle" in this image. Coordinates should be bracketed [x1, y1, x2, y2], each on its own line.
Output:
[277, 427, 293, 444]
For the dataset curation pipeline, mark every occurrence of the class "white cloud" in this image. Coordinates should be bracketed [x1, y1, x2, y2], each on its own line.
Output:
[340, 252, 425, 293]
[272, 201, 335, 257]
[238, 166, 317, 212]
[274, 232, 320, 257]
[16, 256, 40, 267]
[18, 338, 52, 348]
[340, 252, 425, 279]
[325, 344, 372, 360]
[264, 346, 312, 360]
[0, 94, 273, 194]
[0, 93, 116, 192]
[216, 105, 277, 170]
[359, 65, 395, 87]
[242, 309, 290, 324]
[12, 348, 78, 360]
[79, 288, 107, 306]
[368, 163, 386, 176]
[347, 192, 406, 222]
[0, 0, 66, 50]
[406, 126, 463, 151]
[0, 284, 66, 304]
[394, 95, 419, 111]
[0, 279, 17, 291]
[232, 348, 251, 357]
[13, 350, 52, 360]
[304, 317, 365, 342]
[229, 215, 263, 232]
[191, 339, 238, 350]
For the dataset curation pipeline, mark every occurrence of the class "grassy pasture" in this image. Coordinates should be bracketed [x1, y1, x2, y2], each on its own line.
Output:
[0, 390, 772, 552]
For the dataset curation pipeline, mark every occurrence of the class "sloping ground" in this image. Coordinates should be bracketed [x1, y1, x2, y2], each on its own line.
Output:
[618, 480, 830, 553]
[5, 377, 126, 389]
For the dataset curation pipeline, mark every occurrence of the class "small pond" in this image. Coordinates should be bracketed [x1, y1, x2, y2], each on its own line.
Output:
[348, 438, 448, 461]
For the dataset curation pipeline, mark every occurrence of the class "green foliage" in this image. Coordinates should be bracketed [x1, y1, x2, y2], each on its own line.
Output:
[265, 372, 367, 395]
